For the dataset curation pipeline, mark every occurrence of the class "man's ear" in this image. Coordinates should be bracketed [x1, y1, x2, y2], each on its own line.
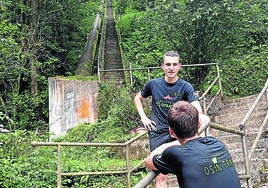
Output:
[161, 63, 164, 70]
[169, 127, 177, 139]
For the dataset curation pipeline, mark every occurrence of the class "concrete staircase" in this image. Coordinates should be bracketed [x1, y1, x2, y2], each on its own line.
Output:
[210, 94, 268, 187]
[103, 0, 125, 84]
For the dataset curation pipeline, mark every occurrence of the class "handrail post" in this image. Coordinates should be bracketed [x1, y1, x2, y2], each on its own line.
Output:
[216, 64, 223, 97]
[241, 135, 252, 188]
[130, 63, 133, 86]
[125, 144, 131, 188]
[57, 144, 62, 188]
[202, 96, 207, 114]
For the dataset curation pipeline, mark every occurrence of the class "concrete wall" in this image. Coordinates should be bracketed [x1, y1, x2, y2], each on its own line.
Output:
[48, 78, 98, 139]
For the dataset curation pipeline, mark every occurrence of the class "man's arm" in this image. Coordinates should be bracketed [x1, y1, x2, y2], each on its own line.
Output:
[190, 100, 203, 114]
[134, 92, 156, 131]
[145, 140, 180, 170]
[191, 100, 211, 136]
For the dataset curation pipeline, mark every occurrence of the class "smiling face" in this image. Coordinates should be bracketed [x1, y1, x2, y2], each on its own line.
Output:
[161, 56, 181, 83]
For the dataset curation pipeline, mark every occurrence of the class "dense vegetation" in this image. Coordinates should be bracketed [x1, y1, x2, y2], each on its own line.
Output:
[114, 0, 268, 96]
[0, 0, 267, 187]
[0, 81, 145, 187]
[0, 0, 100, 131]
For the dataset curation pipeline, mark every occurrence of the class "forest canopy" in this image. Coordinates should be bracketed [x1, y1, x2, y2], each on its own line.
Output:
[1, 0, 267, 132]
[114, 0, 268, 94]
[0, 0, 100, 131]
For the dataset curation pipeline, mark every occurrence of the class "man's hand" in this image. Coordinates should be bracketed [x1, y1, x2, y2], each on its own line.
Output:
[141, 116, 156, 131]
[198, 114, 211, 137]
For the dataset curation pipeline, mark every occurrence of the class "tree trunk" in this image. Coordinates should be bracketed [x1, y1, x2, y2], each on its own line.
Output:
[30, 0, 38, 97]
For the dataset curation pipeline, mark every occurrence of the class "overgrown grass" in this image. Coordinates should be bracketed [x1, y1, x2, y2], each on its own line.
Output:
[0, 81, 149, 187]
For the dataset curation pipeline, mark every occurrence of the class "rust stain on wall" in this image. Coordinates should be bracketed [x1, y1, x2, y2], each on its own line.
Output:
[77, 100, 90, 118]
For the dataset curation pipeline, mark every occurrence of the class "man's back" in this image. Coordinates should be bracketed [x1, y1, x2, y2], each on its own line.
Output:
[153, 136, 241, 188]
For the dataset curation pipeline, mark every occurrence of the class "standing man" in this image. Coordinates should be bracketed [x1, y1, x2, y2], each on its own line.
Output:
[134, 50, 204, 187]
[145, 101, 241, 188]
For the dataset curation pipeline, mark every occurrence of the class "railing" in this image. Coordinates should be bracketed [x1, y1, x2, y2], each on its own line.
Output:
[198, 63, 222, 114]
[134, 78, 268, 188]
[99, 63, 221, 89]
[97, 0, 106, 81]
[99, 63, 222, 116]
[31, 131, 148, 188]
[239, 79, 268, 188]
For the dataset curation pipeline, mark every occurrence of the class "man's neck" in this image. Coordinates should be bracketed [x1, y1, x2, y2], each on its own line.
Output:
[165, 76, 178, 83]
[178, 134, 199, 145]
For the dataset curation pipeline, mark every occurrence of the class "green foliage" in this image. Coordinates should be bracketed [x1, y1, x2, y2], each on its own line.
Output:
[114, 0, 268, 97]
[0, 124, 145, 187]
[54, 123, 94, 142]
[0, 130, 57, 188]
[0, 0, 100, 131]
[98, 80, 141, 136]
[119, 8, 145, 38]
[220, 45, 268, 97]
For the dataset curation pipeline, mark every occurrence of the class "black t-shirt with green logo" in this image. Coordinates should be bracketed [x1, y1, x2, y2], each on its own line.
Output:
[153, 136, 241, 188]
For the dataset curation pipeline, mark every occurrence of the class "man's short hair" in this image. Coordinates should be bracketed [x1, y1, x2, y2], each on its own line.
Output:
[167, 101, 199, 139]
[163, 50, 180, 60]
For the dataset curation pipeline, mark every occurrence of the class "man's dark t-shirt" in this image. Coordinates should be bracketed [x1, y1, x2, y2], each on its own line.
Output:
[141, 77, 198, 132]
[153, 137, 241, 188]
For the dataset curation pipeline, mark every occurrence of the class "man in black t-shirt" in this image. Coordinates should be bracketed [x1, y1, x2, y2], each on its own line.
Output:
[145, 101, 241, 188]
[134, 50, 206, 187]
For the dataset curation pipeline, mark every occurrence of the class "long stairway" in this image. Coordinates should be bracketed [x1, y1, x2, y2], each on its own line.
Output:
[103, 0, 125, 84]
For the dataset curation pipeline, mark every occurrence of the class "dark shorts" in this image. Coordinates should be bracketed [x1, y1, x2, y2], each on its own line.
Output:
[148, 131, 176, 151]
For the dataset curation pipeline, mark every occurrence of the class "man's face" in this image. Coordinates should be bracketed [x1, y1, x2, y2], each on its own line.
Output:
[161, 56, 181, 79]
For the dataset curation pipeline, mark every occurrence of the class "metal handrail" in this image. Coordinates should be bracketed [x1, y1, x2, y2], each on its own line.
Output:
[99, 63, 222, 115]
[240, 79, 268, 188]
[133, 171, 159, 188]
[199, 64, 223, 114]
[99, 63, 219, 86]
[31, 131, 148, 188]
[239, 79, 268, 131]
[97, 0, 106, 82]
[249, 113, 268, 160]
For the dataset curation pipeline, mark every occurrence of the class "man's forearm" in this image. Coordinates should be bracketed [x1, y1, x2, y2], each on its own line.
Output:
[145, 140, 180, 171]
[151, 140, 180, 155]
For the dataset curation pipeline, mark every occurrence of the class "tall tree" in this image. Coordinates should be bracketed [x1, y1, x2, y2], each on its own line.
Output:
[0, 0, 100, 130]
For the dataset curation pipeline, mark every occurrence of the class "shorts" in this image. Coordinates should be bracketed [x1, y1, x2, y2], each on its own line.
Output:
[148, 131, 176, 151]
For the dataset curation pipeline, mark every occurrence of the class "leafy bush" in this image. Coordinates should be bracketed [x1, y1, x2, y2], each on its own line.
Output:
[97, 80, 141, 135]
[0, 130, 57, 188]
[115, 0, 268, 97]
[220, 45, 268, 97]
[0, 121, 147, 187]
